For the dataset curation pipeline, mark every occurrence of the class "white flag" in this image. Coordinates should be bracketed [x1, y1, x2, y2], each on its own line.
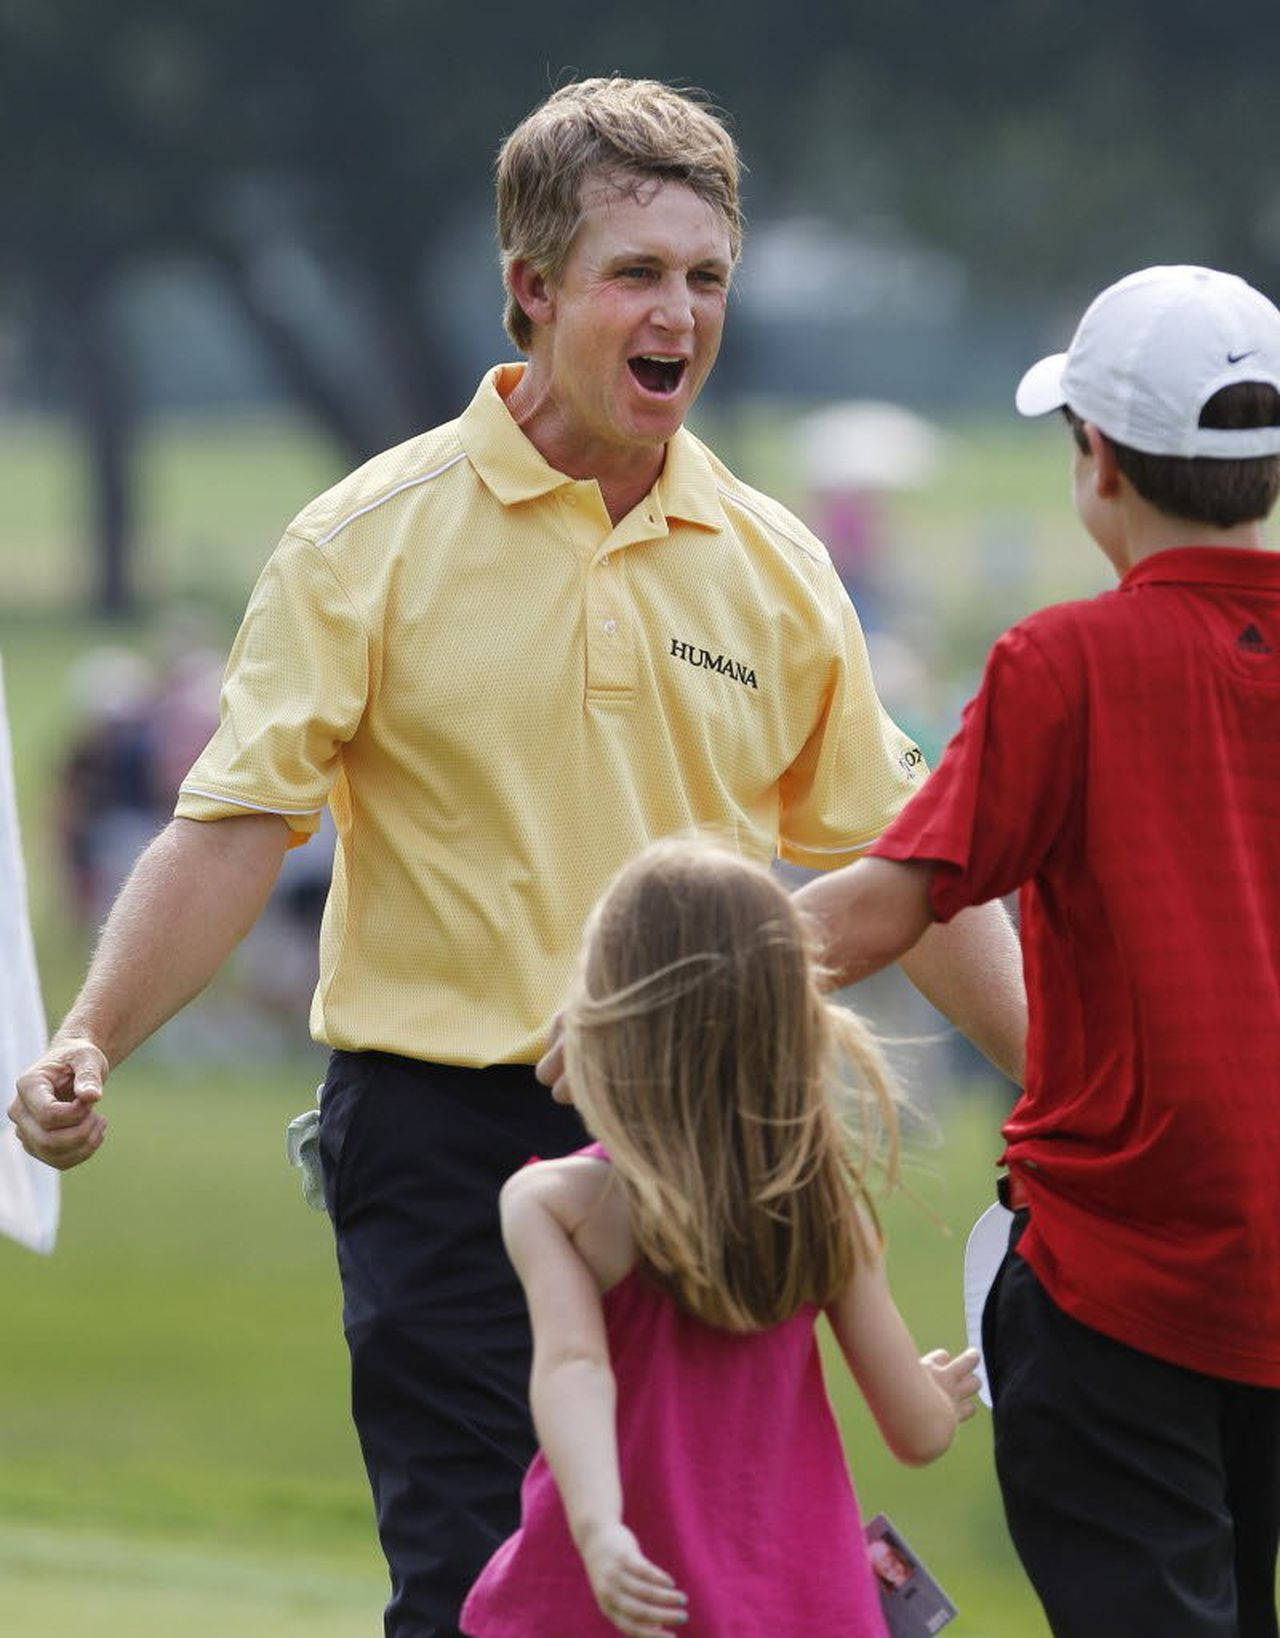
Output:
[0, 659, 59, 1253]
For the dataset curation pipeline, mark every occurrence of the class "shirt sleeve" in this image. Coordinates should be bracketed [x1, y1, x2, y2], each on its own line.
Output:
[778, 578, 927, 870]
[175, 533, 370, 841]
[869, 623, 1079, 920]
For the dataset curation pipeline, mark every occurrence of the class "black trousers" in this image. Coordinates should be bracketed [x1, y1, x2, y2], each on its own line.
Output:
[317, 1050, 587, 1638]
[984, 1213, 1280, 1638]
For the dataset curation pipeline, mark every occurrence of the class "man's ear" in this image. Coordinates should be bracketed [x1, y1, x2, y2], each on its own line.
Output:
[1083, 422, 1122, 498]
[507, 260, 555, 330]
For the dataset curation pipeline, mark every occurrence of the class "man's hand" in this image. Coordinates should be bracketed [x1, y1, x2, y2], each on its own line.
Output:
[580, 1520, 688, 1635]
[535, 1012, 573, 1104]
[9, 1038, 110, 1170]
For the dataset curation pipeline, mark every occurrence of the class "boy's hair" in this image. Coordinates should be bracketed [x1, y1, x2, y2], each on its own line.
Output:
[495, 76, 743, 352]
[563, 837, 899, 1333]
[1063, 381, 1280, 527]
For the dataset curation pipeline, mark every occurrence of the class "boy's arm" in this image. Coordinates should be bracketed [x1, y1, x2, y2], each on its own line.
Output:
[794, 857, 1026, 1086]
[499, 1167, 687, 1632]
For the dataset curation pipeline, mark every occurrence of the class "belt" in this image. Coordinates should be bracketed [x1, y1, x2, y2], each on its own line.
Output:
[997, 1170, 1031, 1212]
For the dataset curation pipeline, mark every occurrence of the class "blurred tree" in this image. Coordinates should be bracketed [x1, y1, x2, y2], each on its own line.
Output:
[2, 0, 1277, 609]
[0, 0, 197, 611]
[773, 0, 1280, 305]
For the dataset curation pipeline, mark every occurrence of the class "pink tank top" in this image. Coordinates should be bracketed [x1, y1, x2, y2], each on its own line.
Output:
[462, 1151, 888, 1636]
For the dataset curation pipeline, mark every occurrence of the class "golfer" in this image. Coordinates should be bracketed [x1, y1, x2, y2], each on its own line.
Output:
[12, 77, 1024, 1638]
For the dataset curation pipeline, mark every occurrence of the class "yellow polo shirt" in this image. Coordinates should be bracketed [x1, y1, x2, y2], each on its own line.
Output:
[177, 365, 924, 1065]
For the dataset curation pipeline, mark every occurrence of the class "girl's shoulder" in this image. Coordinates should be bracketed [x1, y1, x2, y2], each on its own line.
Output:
[501, 1148, 637, 1293]
[500, 1143, 611, 1207]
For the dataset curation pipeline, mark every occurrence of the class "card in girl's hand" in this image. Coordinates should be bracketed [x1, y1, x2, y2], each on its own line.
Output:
[864, 1513, 957, 1636]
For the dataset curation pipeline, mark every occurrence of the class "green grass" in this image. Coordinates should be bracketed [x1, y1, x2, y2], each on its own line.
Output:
[0, 1528, 382, 1638]
[0, 413, 344, 613]
[0, 1062, 389, 1635]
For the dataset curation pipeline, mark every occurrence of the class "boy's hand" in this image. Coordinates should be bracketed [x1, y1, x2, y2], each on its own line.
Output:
[921, 1346, 982, 1422]
[580, 1520, 688, 1635]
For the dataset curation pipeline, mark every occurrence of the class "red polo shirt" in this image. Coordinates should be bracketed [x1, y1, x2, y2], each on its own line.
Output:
[873, 547, 1280, 1385]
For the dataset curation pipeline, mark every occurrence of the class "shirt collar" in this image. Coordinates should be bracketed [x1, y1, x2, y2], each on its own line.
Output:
[1121, 546, 1280, 593]
[458, 365, 573, 505]
[458, 364, 725, 532]
[654, 426, 727, 532]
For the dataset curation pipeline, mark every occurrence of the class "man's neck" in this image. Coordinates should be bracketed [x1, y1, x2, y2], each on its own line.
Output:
[502, 365, 666, 526]
[536, 436, 665, 524]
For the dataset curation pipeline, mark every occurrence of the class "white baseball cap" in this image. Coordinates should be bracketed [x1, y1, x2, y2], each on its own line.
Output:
[1015, 265, 1280, 458]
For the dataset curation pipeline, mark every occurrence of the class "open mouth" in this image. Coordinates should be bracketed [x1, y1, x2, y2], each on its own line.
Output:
[628, 355, 688, 396]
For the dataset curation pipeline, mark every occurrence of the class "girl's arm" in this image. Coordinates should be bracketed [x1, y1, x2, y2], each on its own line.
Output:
[825, 1221, 980, 1466]
[499, 1162, 688, 1635]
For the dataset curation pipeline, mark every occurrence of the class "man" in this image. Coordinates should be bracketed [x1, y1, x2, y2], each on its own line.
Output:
[11, 78, 1023, 1638]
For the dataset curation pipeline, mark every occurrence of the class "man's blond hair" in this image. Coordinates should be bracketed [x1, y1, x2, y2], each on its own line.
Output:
[495, 77, 743, 351]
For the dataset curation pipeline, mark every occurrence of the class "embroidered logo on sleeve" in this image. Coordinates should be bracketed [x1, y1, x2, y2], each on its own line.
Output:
[899, 745, 925, 778]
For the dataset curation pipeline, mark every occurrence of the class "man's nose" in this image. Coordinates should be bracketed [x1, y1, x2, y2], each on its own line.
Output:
[650, 275, 694, 334]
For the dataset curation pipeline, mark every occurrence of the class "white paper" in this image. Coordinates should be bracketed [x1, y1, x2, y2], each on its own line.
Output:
[962, 1200, 1013, 1408]
[0, 659, 59, 1253]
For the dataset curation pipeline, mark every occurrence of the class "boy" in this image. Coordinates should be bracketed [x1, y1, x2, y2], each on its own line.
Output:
[795, 265, 1280, 1637]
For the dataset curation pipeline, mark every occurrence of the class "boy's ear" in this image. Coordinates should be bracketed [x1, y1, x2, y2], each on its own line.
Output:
[1083, 422, 1122, 498]
[507, 259, 555, 330]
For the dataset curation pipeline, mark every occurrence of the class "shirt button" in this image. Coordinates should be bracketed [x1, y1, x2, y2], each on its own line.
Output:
[603, 619, 618, 636]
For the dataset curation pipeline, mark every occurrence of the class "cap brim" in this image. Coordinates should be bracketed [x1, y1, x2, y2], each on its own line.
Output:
[1015, 353, 1069, 418]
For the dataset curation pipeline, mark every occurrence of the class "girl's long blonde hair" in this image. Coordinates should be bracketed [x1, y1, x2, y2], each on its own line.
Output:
[563, 838, 901, 1333]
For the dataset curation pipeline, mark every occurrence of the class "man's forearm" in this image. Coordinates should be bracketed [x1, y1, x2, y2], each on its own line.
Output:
[794, 856, 1026, 1086]
[898, 900, 1026, 1085]
[60, 814, 291, 1067]
[793, 856, 936, 989]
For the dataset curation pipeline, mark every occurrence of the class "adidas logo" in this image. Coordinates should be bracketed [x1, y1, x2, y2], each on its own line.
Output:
[1236, 623, 1272, 654]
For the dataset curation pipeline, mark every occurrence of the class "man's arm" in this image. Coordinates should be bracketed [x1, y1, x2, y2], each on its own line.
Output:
[898, 903, 1025, 1086]
[9, 813, 291, 1168]
[793, 856, 1026, 1086]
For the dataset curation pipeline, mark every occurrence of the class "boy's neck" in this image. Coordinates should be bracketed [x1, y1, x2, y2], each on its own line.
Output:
[1110, 489, 1267, 575]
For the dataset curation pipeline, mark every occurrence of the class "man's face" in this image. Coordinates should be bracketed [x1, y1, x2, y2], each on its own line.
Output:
[529, 174, 733, 464]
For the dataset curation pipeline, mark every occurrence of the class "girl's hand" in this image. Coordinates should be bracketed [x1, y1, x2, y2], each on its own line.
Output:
[581, 1521, 688, 1635]
[921, 1346, 982, 1422]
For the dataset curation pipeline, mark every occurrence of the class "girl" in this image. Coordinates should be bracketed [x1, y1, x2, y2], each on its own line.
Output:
[462, 839, 978, 1637]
